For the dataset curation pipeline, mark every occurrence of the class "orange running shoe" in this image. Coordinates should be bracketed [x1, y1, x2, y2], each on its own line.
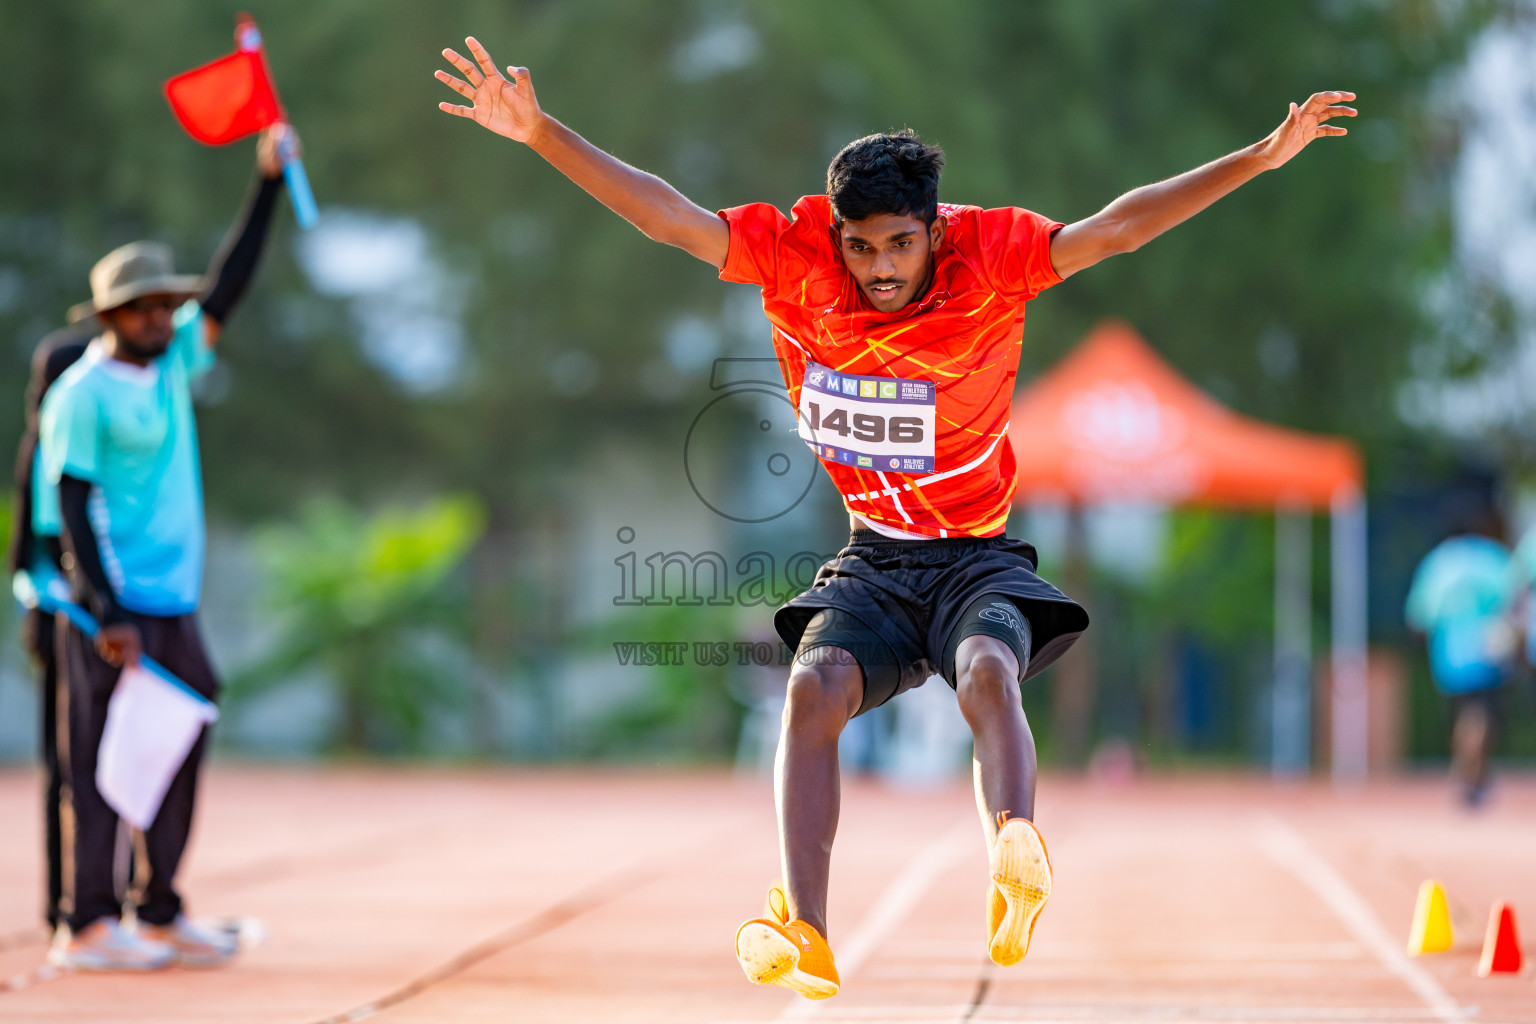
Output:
[987, 815, 1052, 966]
[734, 886, 840, 1000]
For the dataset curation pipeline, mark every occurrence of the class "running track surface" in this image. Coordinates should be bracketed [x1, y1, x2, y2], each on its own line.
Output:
[1, 768, 1532, 1023]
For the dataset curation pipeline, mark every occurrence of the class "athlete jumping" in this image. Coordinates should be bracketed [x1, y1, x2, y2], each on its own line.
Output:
[435, 36, 1354, 1000]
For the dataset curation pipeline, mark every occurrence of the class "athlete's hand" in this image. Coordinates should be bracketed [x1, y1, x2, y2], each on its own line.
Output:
[1256, 91, 1357, 170]
[97, 623, 142, 668]
[256, 123, 297, 179]
[435, 37, 545, 145]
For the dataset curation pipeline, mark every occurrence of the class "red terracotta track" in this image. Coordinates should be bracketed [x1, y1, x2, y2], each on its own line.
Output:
[2, 767, 1533, 1023]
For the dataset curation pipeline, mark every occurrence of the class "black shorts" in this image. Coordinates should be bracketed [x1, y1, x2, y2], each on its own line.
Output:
[775, 530, 1089, 715]
[1450, 686, 1504, 726]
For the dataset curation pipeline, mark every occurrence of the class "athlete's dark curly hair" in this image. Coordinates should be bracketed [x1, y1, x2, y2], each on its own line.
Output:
[826, 130, 946, 225]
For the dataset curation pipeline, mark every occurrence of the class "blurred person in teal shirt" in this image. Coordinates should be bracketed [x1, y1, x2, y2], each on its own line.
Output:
[8, 327, 92, 935]
[36, 125, 296, 971]
[1504, 523, 1536, 664]
[1404, 523, 1515, 807]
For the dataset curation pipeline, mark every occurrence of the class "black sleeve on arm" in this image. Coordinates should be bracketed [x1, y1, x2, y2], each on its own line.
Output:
[58, 474, 127, 627]
[44, 535, 64, 572]
[200, 173, 283, 325]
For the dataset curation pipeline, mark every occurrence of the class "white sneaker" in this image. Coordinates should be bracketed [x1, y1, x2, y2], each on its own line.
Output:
[136, 915, 240, 968]
[48, 919, 176, 972]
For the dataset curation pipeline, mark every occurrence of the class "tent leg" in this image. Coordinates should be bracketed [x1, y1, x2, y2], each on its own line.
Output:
[1273, 506, 1311, 777]
[1330, 495, 1369, 784]
[1052, 504, 1096, 767]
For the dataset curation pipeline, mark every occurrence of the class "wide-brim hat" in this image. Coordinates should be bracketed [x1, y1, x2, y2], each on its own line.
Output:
[67, 241, 202, 323]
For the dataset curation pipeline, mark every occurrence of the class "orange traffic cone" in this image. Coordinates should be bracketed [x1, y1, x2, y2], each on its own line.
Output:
[1478, 902, 1523, 977]
[1407, 880, 1454, 956]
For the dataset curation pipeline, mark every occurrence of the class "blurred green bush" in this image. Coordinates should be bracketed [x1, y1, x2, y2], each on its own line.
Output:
[227, 494, 485, 753]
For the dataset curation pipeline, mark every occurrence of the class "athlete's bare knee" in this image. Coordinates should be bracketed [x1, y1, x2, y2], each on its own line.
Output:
[784, 653, 861, 738]
[955, 642, 1020, 720]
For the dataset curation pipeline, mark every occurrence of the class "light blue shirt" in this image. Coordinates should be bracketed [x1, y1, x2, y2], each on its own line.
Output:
[31, 445, 58, 539]
[11, 433, 66, 611]
[1404, 535, 1512, 694]
[37, 301, 215, 616]
[1508, 526, 1536, 664]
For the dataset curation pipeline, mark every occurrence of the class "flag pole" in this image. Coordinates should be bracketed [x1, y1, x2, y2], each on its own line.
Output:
[277, 130, 319, 229]
[13, 572, 212, 706]
[237, 16, 318, 229]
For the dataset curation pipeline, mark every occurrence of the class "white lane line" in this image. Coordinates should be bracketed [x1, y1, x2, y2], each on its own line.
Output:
[779, 819, 975, 1020]
[964, 1007, 1449, 1021]
[728, 1012, 1459, 1024]
[743, 1009, 973, 1024]
[1254, 817, 1470, 1024]
[961, 1018, 1489, 1024]
[876, 939, 1366, 963]
[969, 1017, 1501, 1024]
[865, 963, 1395, 982]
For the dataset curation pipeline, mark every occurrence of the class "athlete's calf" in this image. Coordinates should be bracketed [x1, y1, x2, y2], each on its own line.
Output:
[954, 634, 1038, 838]
[776, 648, 863, 937]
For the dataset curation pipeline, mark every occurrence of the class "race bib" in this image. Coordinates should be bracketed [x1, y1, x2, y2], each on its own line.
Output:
[798, 361, 936, 474]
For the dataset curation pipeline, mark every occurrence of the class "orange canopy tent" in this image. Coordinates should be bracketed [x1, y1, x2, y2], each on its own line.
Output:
[1009, 321, 1369, 780]
[1009, 320, 1361, 508]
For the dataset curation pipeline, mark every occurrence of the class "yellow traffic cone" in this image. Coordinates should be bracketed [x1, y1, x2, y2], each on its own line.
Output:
[1407, 880, 1454, 956]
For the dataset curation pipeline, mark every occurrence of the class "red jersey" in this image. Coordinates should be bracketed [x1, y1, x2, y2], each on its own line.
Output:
[719, 195, 1063, 538]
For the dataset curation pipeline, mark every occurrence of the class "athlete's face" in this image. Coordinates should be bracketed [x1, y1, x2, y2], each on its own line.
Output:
[98, 294, 180, 363]
[837, 212, 946, 313]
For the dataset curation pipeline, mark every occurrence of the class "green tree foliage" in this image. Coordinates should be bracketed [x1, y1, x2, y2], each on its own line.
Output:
[575, 603, 744, 760]
[227, 494, 485, 753]
[762, 1, 1503, 444]
[0, 0, 1506, 758]
[0, 0, 1497, 518]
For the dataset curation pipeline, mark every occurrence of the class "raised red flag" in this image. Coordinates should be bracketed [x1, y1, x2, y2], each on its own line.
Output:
[163, 17, 282, 145]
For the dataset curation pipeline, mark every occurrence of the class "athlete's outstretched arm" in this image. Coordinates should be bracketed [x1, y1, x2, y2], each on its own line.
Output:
[1049, 91, 1356, 279]
[435, 37, 730, 268]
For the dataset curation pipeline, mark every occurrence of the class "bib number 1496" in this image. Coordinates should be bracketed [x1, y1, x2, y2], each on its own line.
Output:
[802, 403, 924, 444]
[797, 361, 937, 474]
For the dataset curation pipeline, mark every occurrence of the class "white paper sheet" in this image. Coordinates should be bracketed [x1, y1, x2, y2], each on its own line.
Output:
[97, 663, 219, 830]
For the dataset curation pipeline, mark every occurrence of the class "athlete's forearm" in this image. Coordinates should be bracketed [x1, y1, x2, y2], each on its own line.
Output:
[1054, 91, 1352, 278]
[1097, 142, 1269, 252]
[527, 115, 729, 267]
[1050, 142, 1269, 278]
